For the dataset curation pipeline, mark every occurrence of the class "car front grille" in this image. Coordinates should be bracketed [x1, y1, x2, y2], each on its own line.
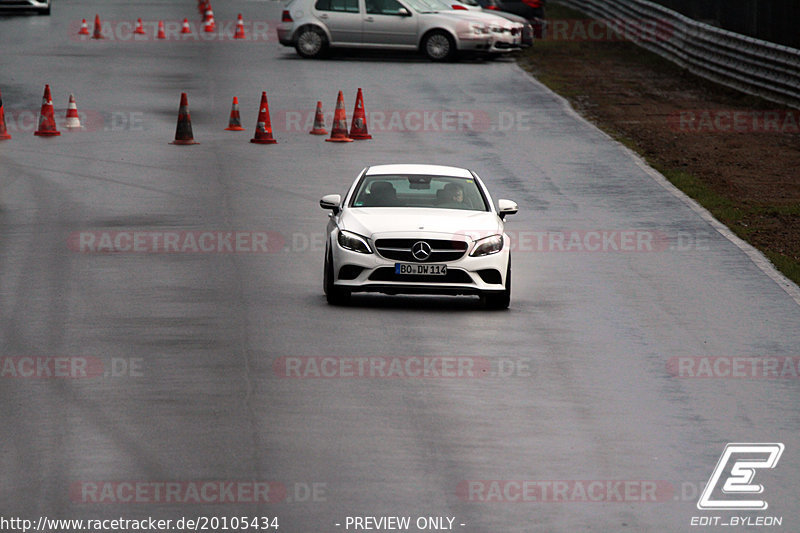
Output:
[368, 267, 473, 284]
[374, 238, 468, 263]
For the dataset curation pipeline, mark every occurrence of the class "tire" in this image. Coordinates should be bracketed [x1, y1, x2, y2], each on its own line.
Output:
[422, 30, 456, 62]
[295, 26, 328, 59]
[323, 247, 350, 305]
[482, 258, 511, 310]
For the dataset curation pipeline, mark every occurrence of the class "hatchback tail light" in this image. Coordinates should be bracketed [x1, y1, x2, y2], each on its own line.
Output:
[281, 10, 293, 22]
[451, 4, 468, 9]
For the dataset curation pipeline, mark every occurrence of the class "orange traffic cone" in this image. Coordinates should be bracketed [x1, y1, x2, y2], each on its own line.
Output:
[180, 18, 192, 34]
[92, 14, 104, 39]
[197, 0, 207, 14]
[309, 101, 327, 135]
[234, 14, 246, 39]
[34, 84, 60, 137]
[0, 89, 11, 141]
[65, 94, 82, 130]
[225, 97, 245, 131]
[326, 91, 353, 142]
[203, 9, 215, 32]
[250, 92, 277, 144]
[157, 21, 166, 39]
[78, 19, 90, 36]
[349, 87, 372, 140]
[134, 18, 146, 35]
[170, 92, 198, 145]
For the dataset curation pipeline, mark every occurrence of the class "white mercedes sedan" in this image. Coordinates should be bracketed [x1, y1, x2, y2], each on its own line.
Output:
[319, 164, 518, 308]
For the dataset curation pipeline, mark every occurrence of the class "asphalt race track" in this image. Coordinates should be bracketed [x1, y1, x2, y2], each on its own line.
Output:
[1, 1, 799, 532]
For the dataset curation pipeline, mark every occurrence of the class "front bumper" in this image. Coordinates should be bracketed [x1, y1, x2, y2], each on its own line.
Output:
[330, 233, 509, 296]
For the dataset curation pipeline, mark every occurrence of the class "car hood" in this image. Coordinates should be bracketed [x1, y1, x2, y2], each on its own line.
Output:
[341, 207, 503, 241]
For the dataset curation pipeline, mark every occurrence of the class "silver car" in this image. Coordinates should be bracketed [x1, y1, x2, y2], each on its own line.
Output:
[278, 0, 520, 60]
[0, 0, 50, 14]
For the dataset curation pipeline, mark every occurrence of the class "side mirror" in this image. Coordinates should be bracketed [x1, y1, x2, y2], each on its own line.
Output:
[398, 7, 411, 16]
[320, 194, 342, 214]
[497, 199, 518, 220]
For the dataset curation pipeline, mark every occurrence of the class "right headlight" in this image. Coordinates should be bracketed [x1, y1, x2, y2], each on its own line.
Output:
[470, 234, 503, 257]
[337, 230, 373, 254]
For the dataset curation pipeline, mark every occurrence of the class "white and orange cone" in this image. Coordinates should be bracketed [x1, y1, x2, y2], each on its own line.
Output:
[349, 87, 372, 140]
[203, 8, 215, 32]
[309, 101, 327, 135]
[134, 18, 146, 35]
[326, 91, 353, 142]
[234, 14, 246, 39]
[65, 94, 82, 130]
[157, 21, 166, 39]
[225, 96, 245, 131]
[34, 84, 60, 137]
[180, 18, 192, 34]
[250, 92, 277, 144]
[78, 19, 90, 36]
[170, 92, 199, 145]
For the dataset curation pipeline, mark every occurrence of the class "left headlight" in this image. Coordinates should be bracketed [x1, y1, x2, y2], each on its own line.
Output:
[470, 22, 489, 35]
[470, 234, 503, 257]
[337, 230, 373, 254]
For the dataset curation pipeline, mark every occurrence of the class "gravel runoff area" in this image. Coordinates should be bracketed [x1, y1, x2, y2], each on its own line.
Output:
[518, 2, 800, 286]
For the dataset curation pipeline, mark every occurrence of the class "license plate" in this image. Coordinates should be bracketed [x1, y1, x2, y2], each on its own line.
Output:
[395, 263, 447, 276]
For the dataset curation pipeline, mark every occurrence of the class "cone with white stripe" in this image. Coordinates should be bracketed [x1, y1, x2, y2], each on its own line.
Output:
[349, 87, 372, 140]
[180, 18, 192, 34]
[157, 21, 166, 39]
[78, 19, 90, 36]
[203, 8, 215, 32]
[250, 92, 277, 144]
[234, 14, 246, 39]
[309, 101, 327, 135]
[326, 91, 353, 142]
[134, 18, 146, 35]
[34, 84, 60, 137]
[65, 94, 82, 130]
[170, 92, 198, 145]
[225, 96, 245, 131]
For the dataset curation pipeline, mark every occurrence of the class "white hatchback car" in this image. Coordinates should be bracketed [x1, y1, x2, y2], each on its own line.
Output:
[320, 164, 518, 308]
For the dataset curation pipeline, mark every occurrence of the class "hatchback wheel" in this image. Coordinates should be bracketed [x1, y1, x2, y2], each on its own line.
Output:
[422, 31, 456, 61]
[295, 26, 327, 58]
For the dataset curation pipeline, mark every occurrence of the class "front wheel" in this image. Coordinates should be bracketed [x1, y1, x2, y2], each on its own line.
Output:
[324, 247, 350, 305]
[422, 31, 456, 62]
[295, 26, 328, 59]
[482, 259, 511, 310]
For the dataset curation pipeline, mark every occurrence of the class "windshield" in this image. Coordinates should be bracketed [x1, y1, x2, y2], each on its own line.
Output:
[350, 175, 489, 211]
[402, 0, 450, 13]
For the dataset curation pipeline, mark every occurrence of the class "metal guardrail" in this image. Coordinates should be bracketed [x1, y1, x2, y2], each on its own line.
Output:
[554, 0, 800, 110]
